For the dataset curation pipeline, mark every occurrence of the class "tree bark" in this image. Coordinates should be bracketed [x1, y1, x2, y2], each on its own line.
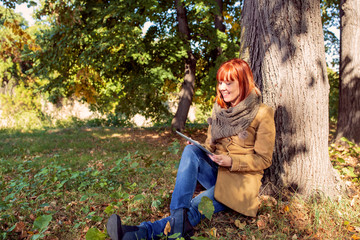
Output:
[212, 0, 226, 58]
[335, 0, 360, 145]
[214, 0, 226, 32]
[240, 0, 343, 196]
[171, 0, 197, 131]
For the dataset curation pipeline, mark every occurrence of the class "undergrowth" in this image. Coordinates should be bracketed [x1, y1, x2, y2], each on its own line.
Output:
[0, 127, 359, 240]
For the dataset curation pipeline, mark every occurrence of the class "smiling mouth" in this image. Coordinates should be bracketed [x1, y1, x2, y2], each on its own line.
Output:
[222, 92, 230, 97]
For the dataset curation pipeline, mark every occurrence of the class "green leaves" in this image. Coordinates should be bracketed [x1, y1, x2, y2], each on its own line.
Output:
[80, 195, 89, 202]
[198, 196, 215, 220]
[168, 140, 180, 155]
[133, 194, 145, 202]
[342, 167, 357, 178]
[85, 228, 107, 240]
[33, 215, 52, 231]
[32, 215, 52, 239]
[24, 0, 242, 122]
[104, 205, 115, 215]
[329, 137, 359, 184]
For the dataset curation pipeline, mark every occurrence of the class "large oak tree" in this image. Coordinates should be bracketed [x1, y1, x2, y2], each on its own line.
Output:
[240, 0, 343, 196]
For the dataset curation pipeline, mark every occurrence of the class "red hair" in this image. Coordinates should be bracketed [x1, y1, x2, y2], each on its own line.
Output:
[215, 58, 256, 108]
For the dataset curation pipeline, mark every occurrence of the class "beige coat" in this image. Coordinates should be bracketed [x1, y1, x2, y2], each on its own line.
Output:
[204, 103, 276, 217]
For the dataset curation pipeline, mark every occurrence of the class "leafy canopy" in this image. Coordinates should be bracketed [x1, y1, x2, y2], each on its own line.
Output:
[28, 0, 241, 122]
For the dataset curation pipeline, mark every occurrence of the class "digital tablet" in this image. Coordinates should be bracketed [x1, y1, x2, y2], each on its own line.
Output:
[175, 131, 213, 155]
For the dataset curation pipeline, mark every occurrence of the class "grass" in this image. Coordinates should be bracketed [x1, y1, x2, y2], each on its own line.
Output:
[0, 126, 359, 240]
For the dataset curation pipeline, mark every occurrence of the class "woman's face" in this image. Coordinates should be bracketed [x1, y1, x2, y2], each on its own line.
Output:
[218, 80, 241, 107]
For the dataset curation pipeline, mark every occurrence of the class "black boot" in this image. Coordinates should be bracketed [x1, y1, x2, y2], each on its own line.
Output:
[168, 208, 194, 240]
[107, 214, 148, 240]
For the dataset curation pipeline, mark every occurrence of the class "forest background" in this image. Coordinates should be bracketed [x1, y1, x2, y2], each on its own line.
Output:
[0, 0, 341, 130]
[1, 0, 360, 240]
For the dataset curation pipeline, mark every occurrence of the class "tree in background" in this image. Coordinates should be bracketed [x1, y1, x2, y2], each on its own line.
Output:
[335, 0, 360, 144]
[0, 0, 36, 9]
[171, 0, 233, 130]
[27, 0, 240, 125]
[0, 5, 48, 128]
[1, 0, 346, 133]
[0, 6, 34, 93]
[32, 0, 175, 120]
[240, 0, 342, 196]
[171, 0, 197, 131]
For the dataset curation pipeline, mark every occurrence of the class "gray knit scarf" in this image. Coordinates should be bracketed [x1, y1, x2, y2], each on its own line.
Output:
[209, 89, 261, 142]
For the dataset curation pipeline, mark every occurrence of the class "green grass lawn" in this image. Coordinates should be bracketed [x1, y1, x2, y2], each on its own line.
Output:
[0, 127, 359, 240]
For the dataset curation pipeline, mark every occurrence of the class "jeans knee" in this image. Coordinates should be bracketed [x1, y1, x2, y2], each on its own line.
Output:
[181, 145, 199, 160]
[183, 144, 198, 154]
[184, 144, 206, 157]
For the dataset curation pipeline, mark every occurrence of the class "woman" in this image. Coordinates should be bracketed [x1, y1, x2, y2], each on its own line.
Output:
[107, 58, 276, 240]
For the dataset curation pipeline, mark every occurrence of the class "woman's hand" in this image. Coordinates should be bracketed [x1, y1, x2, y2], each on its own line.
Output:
[208, 154, 232, 167]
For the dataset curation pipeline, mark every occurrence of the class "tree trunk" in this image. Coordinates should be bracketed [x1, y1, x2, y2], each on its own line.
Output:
[171, 0, 197, 131]
[214, 0, 226, 32]
[240, 0, 343, 196]
[212, 0, 226, 58]
[335, 0, 360, 145]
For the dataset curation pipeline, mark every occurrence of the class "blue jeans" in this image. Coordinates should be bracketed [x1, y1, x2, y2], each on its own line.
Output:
[140, 145, 227, 239]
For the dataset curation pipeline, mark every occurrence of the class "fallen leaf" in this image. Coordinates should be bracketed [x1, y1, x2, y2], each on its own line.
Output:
[83, 226, 89, 233]
[352, 234, 360, 240]
[257, 219, 266, 229]
[351, 198, 355, 207]
[209, 227, 217, 237]
[260, 195, 277, 207]
[14, 222, 25, 232]
[64, 220, 72, 225]
[235, 219, 246, 230]
[225, 228, 236, 234]
[164, 221, 171, 236]
[26, 231, 36, 238]
[20, 230, 28, 239]
[347, 225, 356, 232]
[284, 205, 290, 212]
[198, 196, 215, 220]
[239, 234, 247, 240]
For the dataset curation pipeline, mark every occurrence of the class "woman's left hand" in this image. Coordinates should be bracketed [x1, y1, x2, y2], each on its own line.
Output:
[208, 154, 232, 167]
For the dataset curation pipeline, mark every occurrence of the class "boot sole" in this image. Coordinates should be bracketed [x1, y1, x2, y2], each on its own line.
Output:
[107, 214, 123, 240]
